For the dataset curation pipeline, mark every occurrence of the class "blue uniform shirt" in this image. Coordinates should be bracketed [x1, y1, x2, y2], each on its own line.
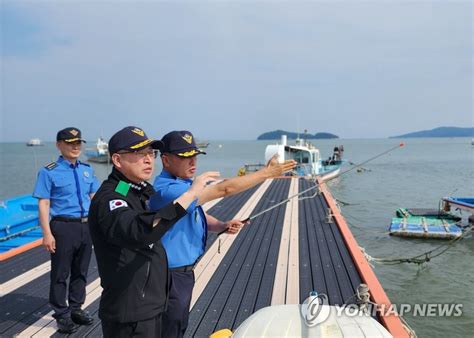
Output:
[149, 170, 207, 268]
[33, 156, 100, 217]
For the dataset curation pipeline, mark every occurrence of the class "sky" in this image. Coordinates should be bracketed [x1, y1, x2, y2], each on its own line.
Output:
[1, 0, 472, 142]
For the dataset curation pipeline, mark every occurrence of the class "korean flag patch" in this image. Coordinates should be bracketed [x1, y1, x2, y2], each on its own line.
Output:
[109, 199, 128, 211]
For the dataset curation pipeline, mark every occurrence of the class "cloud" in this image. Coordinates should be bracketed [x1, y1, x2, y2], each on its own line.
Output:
[1, 1, 472, 141]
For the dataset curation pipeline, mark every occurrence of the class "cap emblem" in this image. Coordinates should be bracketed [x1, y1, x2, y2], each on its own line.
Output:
[70, 129, 78, 136]
[131, 128, 145, 137]
[182, 134, 193, 144]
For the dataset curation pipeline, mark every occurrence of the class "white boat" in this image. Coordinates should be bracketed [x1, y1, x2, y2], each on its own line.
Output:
[265, 135, 344, 180]
[238, 135, 344, 181]
[85, 137, 110, 163]
[26, 138, 43, 146]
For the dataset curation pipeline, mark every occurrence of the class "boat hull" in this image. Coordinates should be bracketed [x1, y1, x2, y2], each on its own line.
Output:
[318, 161, 343, 181]
[85, 151, 110, 163]
[0, 195, 40, 254]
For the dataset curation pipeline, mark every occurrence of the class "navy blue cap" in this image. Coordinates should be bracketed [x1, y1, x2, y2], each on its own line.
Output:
[161, 130, 206, 157]
[108, 126, 163, 155]
[57, 127, 86, 143]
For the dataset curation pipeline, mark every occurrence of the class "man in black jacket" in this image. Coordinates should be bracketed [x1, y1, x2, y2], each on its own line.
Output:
[88, 127, 219, 337]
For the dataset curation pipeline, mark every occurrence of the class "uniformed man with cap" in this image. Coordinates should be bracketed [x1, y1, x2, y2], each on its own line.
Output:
[33, 127, 99, 333]
[149, 130, 296, 337]
[88, 126, 221, 338]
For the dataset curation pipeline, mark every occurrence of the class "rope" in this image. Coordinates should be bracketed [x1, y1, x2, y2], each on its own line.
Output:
[343, 288, 418, 337]
[334, 198, 359, 206]
[400, 315, 418, 338]
[342, 214, 391, 236]
[359, 227, 472, 266]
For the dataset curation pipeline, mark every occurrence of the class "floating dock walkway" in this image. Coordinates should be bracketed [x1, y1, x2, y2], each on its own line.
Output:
[0, 178, 410, 337]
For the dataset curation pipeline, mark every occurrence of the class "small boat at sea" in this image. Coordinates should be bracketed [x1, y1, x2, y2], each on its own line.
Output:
[238, 135, 345, 181]
[196, 141, 210, 149]
[26, 138, 43, 146]
[0, 195, 41, 256]
[389, 197, 473, 239]
[85, 137, 110, 163]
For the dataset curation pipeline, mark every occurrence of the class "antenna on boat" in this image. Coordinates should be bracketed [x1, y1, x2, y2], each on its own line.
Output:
[297, 113, 300, 140]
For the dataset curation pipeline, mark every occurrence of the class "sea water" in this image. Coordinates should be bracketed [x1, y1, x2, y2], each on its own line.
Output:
[1, 137, 473, 337]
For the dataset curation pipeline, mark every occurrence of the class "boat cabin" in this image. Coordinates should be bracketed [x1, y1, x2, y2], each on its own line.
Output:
[265, 136, 322, 176]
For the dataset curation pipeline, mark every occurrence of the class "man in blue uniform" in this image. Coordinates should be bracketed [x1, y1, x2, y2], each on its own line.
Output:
[149, 130, 296, 337]
[33, 127, 99, 333]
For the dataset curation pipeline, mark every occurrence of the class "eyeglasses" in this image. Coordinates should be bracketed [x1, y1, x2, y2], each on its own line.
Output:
[117, 149, 159, 159]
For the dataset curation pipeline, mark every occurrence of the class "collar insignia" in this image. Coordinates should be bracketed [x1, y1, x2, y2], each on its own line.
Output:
[115, 180, 130, 197]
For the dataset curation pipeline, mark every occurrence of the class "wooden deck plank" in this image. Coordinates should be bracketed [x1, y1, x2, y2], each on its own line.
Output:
[0, 246, 49, 283]
[191, 180, 272, 308]
[1, 259, 99, 336]
[315, 195, 362, 304]
[298, 179, 362, 306]
[18, 278, 102, 337]
[1, 261, 50, 296]
[252, 180, 293, 314]
[194, 185, 260, 283]
[223, 180, 289, 329]
[204, 186, 260, 254]
[190, 180, 289, 336]
[285, 178, 300, 304]
[299, 186, 329, 301]
[271, 178, 297, 305]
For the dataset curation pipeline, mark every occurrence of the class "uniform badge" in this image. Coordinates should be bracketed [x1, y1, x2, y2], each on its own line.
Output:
[131, 128, 145, 136]
[109, 199, 128, 211]
[182, 134, 193, 144]
[84, 171, 90, 178]
[115, 180, 130, 196]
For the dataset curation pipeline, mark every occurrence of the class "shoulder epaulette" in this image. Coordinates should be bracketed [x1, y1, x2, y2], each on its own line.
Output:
[44, 162, 57, 170]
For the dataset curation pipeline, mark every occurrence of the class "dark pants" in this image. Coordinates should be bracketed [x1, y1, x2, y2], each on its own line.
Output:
[102, 314, 162, 338]
[162, 270, 195, 338]
[49, 220, 92, 319]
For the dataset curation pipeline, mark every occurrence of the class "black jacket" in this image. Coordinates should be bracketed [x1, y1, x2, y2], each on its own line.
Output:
[89, 168, 186, 323]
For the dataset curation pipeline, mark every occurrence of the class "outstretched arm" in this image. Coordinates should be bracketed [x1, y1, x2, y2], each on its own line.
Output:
[197, 155, 296, 205]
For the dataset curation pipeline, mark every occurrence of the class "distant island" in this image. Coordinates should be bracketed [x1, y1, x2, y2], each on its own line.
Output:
[257, 130, 338, 140]
[390, 126, 474, 138]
